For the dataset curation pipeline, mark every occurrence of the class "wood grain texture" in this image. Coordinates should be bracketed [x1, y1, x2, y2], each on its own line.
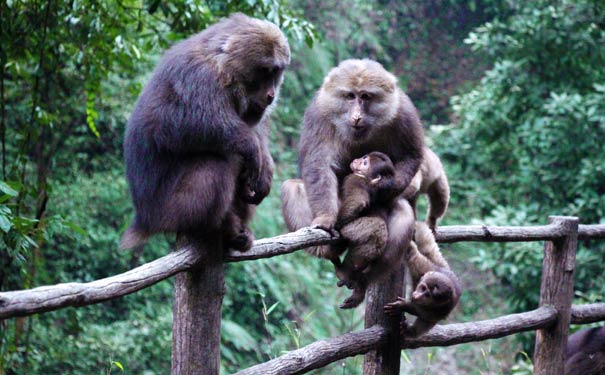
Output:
[363, 258, 404, 375]
[533, 216, 578, 375]
[172, 236, 225, 375]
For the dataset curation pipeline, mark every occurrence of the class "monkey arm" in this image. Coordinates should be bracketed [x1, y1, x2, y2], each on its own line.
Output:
[151, 65, 262, 175]
[394, 156, 423, 195]
[300, 150, 339, 229]
[244, 119, 274, 205]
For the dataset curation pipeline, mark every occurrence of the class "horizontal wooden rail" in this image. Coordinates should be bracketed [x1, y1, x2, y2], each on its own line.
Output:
[570, 302, 605, 324]
[0, 244, 205, 319]
[2, 224, 605, 320]
[233, 306, 558, 375]
[0, 227, 333, 319]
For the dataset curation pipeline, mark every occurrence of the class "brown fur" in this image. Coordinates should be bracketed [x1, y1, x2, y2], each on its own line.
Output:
[280, 60, 423, 298]
[121, 14, 290, 251]
[565, 327, 605, 375]
[332, 152, 405, 308]
[384, 222, 461, 337]
[403, 147, 450, 232]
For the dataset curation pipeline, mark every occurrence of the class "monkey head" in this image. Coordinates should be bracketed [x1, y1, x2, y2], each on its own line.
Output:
[412, 271, 454, 307]
[317, 59, 400, 141]
[209, 13, 291, 124]
[350, 151, 395, 185]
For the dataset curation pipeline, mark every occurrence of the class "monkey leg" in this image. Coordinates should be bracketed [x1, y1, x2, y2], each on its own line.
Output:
[425, 174, 449, 232]
[280, 179, 313, 231]
[281, 178, 343, 260]
[335, 216, 388, 288]
[413, 222, 449, 269]
[164, 156, 239, 235]
[339, 216, 388, 267]
[222, 196, 255, 252]
[360, 199, 415, 286]
[340, 277, 369, 309]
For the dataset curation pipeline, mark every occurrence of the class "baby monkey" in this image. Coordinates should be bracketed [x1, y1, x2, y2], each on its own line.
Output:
[334, 151, 404, 309]
[384, 222, 461, 337]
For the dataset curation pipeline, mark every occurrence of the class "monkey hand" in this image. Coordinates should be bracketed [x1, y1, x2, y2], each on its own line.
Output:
[311, 215, 338, 236]
[242, 168, 272, 205]
[239, 138, 263, 201]
[384, 297, 406, 316]
[339, 288, 365, 309]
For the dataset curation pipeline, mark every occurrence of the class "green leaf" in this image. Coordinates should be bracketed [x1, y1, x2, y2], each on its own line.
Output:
[112, 361, 124, 372]
[0, 213, 12, 233]
[265, 301, 279, 316]
[0, 181, 18, 197]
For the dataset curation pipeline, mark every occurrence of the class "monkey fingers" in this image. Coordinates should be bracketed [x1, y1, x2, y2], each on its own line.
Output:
[383, 297, 406, 316]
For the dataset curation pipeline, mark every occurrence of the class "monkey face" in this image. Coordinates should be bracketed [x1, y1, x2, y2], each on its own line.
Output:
[244, 66, 286, 110]
[350, 155, 371, 176]
[412, 273, 453, 306]
[318, 59, 399, 141]
[350, 152, 395, 182]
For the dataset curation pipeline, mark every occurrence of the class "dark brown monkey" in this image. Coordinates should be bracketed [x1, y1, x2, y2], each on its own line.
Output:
[565, 327, 605, 375]
[331, 152, 405, 308]
[281, 59, 424, 297]
[384, 222, 461, 337]
[403, 147, 450, 232]
[120, 13, 290, 251]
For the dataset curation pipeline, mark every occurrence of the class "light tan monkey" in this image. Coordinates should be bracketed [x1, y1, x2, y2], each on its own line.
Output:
[281, 59, 423, 307]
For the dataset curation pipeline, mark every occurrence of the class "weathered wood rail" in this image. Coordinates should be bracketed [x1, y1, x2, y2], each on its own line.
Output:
[1, 218, 605, 375]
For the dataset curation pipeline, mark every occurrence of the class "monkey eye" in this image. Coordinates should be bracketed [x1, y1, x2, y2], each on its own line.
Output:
[360, 93, 372, 100]
[345, 92, 356, 100]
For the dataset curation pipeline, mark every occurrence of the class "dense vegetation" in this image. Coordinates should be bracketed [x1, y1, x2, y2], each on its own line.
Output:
[1, 0, 603, 374]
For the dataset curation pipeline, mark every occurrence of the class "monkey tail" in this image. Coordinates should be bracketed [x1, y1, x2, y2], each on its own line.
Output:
[119, 225, 150, 250]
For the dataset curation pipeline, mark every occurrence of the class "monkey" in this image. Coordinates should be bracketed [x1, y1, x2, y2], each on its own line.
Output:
[384, 221, 461, 337]
[330, 152, 406, 308]
[120, 13, 290, 251]
[403, 147, 450, 233]
[280, 59, 424, 304]
[564, 327, 605, 375]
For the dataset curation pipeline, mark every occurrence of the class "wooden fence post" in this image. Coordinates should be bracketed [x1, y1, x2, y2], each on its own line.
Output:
[363, 256, 405, 375]
[533, 216, 578, 374]
[172, 236, 225, 375]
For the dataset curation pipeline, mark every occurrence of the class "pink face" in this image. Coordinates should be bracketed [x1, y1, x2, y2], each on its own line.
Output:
[350, 155, 371, 176]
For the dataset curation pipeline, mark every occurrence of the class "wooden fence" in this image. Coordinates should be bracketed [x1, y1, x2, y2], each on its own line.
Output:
[1, 216, 605, 374]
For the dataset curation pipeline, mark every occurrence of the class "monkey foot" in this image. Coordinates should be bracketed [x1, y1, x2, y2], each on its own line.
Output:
[227, 229, 254, 252]
[339, 290, 365, 309]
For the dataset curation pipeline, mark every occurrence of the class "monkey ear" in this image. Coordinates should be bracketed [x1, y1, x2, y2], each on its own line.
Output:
[370, 175, 382, 185]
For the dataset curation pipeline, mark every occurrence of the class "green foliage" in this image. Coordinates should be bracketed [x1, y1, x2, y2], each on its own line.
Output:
[434, 0, 605, 355]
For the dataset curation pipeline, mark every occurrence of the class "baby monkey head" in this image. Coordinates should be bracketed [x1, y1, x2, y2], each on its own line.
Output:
[350, 151, 395, 183]
[412, 271, 455, 307]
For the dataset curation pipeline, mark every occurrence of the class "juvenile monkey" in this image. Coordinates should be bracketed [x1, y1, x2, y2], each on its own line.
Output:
[403, 147, 450, 232]
[333, 152, 405, 308]
[384, 222, 461, 337]
[121, 14, 290, 251]
[281, 59, 423, 305]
